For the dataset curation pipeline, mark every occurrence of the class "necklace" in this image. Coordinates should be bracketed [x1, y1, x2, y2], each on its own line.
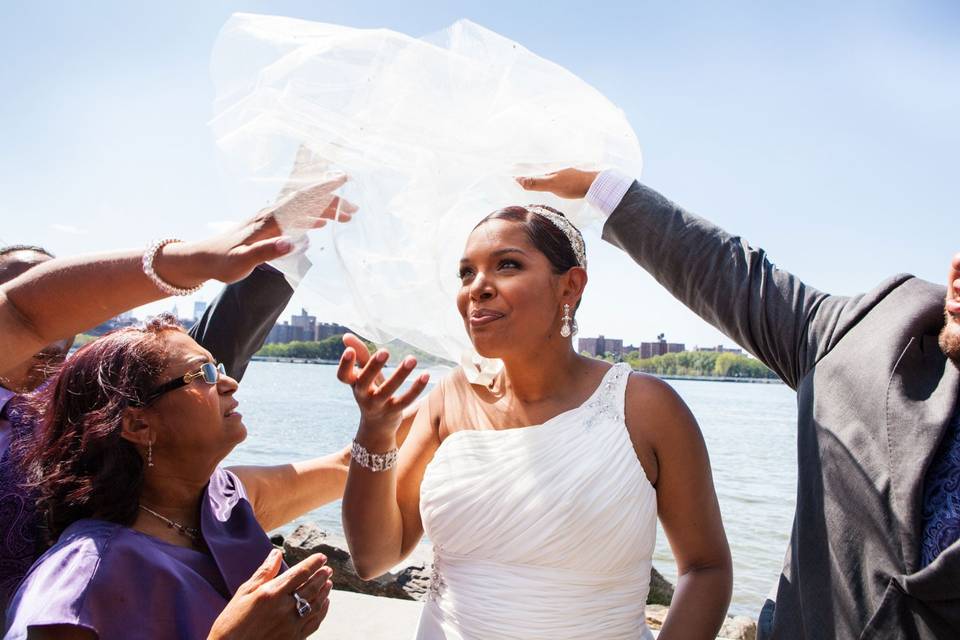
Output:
[139, 504, 201, 541]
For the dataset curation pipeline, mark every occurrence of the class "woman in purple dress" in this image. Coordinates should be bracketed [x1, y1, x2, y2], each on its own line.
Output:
[0, 172, 358, 639]
[3, 315, 354, 639]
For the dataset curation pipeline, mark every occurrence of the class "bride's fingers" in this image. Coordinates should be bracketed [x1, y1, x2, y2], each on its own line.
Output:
[343, 334, 386, 385]
[391, 373, 430, 410]
[373, 356, 417, 399]
[356, 350, 389, 392]
[336, 347, 357, 384]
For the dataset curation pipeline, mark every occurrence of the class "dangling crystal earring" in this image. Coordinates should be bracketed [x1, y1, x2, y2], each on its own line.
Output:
[560, 304, 573, 338]
[147, 440, 154, 468]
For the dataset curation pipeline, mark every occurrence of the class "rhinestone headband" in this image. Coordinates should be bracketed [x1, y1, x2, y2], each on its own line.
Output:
[526, 205, 587, 268]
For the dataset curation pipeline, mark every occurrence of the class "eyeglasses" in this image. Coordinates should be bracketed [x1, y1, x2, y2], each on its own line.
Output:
[137, 362, 226, 407]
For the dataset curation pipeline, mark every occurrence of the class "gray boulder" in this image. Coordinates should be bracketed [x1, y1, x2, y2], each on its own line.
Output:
[283, 523, 412, 600]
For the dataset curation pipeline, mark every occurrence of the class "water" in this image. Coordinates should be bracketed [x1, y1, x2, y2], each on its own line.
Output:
[226, 362, 798, 618]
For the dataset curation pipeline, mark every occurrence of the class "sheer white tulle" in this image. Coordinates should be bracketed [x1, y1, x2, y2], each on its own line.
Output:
[418, 364, 657, 639]
[210, 14, 642, 364]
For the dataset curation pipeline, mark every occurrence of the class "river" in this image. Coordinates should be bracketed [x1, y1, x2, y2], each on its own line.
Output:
[225, 361, 798, 618]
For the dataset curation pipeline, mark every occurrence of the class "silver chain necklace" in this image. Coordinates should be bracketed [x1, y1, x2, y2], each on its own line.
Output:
[138, 504, 201, 541]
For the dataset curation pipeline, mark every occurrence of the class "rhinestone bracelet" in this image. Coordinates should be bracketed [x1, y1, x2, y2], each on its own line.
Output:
[142, 239, 203, 297]
[351, 439, 399, 472]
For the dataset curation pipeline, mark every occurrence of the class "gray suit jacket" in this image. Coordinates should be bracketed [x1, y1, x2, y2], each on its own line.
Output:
[603, 182, 959, 639]
[188, 264, 292, 382]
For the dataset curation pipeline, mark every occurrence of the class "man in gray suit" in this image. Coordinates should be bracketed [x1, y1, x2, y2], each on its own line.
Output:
[519, 168, 959, 638]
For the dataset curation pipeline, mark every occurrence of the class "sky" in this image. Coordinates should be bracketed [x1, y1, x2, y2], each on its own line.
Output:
[0, 1, 957, 351]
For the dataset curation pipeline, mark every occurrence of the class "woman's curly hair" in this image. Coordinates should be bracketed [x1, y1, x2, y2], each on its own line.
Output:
[18, 315, 184, 545]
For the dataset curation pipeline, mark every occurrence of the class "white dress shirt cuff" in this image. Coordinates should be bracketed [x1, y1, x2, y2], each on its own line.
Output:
[585, 168, 634, 219]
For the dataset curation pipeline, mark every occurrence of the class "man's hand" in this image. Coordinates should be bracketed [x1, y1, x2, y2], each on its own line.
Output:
[515, 168, 599, 200]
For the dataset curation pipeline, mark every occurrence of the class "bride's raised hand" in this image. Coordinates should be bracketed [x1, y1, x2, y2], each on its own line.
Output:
[515, 167, 598, 200]
[337, 344, 430, 437]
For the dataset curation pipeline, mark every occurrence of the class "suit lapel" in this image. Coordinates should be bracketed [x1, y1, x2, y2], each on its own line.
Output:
[885, 334, 959, 575]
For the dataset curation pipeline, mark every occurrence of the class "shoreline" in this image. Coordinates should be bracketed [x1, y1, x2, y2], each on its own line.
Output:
[251, 356, 783, 384]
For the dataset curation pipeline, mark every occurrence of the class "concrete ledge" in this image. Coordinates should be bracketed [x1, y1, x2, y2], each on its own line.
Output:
[311, 590, 423, 639]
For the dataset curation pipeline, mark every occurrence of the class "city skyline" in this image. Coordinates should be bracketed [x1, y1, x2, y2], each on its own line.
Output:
[109, 302, 749, 354]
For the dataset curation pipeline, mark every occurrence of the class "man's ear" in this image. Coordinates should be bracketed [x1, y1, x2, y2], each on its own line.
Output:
[560, 266, 588, 308]
[120, 408, 153, 446]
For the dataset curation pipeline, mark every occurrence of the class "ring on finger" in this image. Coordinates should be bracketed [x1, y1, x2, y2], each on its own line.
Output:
[293, 591, 312, 618]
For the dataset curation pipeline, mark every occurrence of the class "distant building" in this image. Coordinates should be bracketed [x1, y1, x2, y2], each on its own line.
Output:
[291, 308, 316, 338]
[578, 335, 624, 359]
[632, 336, 685, 359]
[316, 322, 351, 340]
[696, 345, 743, 355]
[266, 310, 352, 344]
[267, 322, 303, 344]
[193, 301, 208, 321]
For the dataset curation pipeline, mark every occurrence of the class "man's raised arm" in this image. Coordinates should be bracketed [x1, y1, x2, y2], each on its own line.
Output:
[189, 264, 293, 382]
[519, 168, 908, 389]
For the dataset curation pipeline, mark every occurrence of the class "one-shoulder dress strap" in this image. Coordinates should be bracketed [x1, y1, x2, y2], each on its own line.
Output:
[582, 363, 632, 431]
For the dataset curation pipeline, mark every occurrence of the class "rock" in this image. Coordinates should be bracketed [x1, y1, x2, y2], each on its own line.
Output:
[645, 604, 669, 629]
[283, 523, 413, 600]
[394, 563, 433, 601]
[648, 566, 674, 605]
[645, 604, 757, 639]
[719, 615, 757, 640]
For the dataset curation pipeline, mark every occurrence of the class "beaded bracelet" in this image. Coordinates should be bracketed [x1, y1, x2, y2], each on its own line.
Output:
[142, 239, 203, 297]
[351, 439, 399, 472]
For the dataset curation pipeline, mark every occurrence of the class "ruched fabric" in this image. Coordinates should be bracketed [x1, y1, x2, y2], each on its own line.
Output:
[417, 364, 657, 639]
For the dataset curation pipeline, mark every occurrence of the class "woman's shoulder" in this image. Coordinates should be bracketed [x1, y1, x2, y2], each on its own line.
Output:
[5, 520, 123, 635]
[624, 370, 699, 442]
[42, 518, 124, 562]
[624, 368, 683, 407]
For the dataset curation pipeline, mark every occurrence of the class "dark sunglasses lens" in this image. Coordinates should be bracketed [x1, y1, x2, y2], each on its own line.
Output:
[201, 363, 219, 384]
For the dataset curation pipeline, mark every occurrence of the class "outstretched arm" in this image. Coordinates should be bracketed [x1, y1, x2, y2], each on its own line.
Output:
[189, 265, 293, 382]
[337, 338, 435, 580]
[0, 242, 287, 378]
[519, 169, 906, 388]
[229, 447, 352, 532]
[0, 180, 352, 377]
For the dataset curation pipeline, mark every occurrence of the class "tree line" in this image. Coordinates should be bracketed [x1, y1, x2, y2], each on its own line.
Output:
[615, 350, 778, 379]
[257, 334, 451, 367]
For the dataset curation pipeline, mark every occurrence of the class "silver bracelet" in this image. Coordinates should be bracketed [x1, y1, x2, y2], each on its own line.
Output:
[351, 439, 399, 472]
[142, 239, 203, 297]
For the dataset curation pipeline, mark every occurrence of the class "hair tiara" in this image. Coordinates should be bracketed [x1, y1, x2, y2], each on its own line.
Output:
[526, 205, 587, 268]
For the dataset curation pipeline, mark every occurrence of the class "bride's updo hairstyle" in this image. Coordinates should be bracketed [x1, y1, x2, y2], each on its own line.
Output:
[473, 205, 583, 275]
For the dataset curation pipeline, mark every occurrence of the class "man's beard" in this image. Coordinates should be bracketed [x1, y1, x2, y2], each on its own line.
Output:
[938, 309, 960, 367]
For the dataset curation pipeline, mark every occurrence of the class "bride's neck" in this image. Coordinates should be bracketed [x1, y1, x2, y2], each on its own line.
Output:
[498, 347, 584, 403]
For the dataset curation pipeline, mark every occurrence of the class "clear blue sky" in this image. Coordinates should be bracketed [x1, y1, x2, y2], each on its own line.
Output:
[1, 1, 957, 349]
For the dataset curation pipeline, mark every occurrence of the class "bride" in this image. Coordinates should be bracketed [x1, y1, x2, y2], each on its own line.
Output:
[337, 204, 732, 639]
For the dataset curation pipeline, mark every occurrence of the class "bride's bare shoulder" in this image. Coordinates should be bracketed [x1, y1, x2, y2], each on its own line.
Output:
[625, 372, 701, 444]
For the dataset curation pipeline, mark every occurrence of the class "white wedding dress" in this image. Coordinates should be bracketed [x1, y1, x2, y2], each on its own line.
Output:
[416, 364, 658, 639]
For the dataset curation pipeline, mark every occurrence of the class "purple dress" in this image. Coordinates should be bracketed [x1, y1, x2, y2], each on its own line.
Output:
[3, 468, 275, 639]
[0, 397, 42, 613]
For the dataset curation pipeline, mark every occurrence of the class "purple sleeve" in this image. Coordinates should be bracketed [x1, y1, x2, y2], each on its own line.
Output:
[3, 531, 107, 637]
